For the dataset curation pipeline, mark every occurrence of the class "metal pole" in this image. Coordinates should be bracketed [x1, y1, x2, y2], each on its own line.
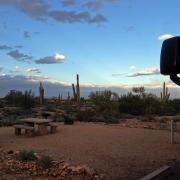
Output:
[171, 120, 174, 144]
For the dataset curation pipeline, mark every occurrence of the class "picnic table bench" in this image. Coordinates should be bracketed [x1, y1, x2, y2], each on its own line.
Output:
[14, 124, 34, 136]
[13, 118, 58, 136]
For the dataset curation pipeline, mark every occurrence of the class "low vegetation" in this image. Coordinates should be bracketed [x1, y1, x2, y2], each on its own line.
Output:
[1, 86, 180, 126]
[5, 90, 35, 109]
[39, 155, 54, 168]
[17, 150, 37, 161]
[0, 115, 21, 127]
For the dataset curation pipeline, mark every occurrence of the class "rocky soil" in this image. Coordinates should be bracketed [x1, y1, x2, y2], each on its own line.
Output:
[0, 148, 102, 180]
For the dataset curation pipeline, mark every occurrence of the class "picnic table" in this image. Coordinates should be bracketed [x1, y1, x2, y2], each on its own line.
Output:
[14, 118, 57, 136]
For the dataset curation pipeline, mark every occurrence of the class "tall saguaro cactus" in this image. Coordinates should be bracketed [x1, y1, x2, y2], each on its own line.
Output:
[72, 83, 77, 100]
[72, 74, 80, 102]
[67, 91, 70, 100]
[160, 82, 170, 102]
[76, 74, 80, 102]
[39, 82, 44, 105]
[58, 93, 62, 101]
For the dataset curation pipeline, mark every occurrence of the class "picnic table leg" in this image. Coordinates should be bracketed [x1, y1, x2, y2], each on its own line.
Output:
[15, 128, 21, 135]
[50, 125, 57, 133]
[38, 124, 48, 135]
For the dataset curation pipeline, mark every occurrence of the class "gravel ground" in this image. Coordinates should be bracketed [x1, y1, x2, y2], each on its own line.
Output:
[1, 122, 180, 179]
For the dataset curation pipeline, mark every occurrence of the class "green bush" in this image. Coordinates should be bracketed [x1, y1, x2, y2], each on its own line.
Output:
[168, 99, 180, 113]
[5, 90, 35, 109]
[39, 155, 53, 168]
[64, 114, 75, 124]
[88, 115, 106, 122]
[119, 90, 177, 116]
[17, 150, 37, 161]
[76, 110, 96, 122]
[0, 116, 21, 127]
[104, 116, 119, 124]
[89, 90, 119, 113]
[119, 93, 145, 115]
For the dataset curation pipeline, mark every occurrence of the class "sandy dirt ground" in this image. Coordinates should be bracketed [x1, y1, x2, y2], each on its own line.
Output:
[1, 122, 180, 179]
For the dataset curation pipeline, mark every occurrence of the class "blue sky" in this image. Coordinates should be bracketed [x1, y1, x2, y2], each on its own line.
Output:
[0, 0, 180, 97]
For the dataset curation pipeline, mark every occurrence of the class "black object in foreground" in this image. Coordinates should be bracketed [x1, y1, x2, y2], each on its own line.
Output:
[160, 36, 180, 85]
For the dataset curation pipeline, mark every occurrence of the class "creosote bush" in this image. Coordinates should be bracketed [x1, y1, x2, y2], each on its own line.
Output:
[17, 150, 37, 161]
[39, 155, 53, 168]
[5, 90, 35, 109]
[119, 88, 179, 116]
[0, 116, 21, 127]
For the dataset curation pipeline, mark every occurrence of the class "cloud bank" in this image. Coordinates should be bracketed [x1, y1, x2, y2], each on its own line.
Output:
[127, 67, 160, 77]
[0, 74, 179, 99]
[84, 0, 121, 10]
[0, 0, 107, 24]
[7, 50, 32, 62]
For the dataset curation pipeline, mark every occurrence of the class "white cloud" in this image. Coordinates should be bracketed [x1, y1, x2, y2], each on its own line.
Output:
[112, 73, 126, 76]
[129, 65, 136, 70]
[26, 68, 41, 74]
[127, 67, 160, 77]
[35, 53, 66, 64]
[54, 53, 65, 61]
[10, 66, 41, 75]
[158, 34, 174, 41]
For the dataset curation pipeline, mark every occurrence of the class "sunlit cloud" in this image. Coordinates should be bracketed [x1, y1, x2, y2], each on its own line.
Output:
[158, 34, 174, 41]
[10, 66, 41, 75]
[129, 65, 136, 70]
[54, 53, 65, 61]
[127, 67, 160, 77]
[35, 53, 65, 64]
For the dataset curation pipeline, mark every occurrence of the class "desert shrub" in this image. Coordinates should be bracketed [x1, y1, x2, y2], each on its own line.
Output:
[89, 90, 119, 113]
[103, 115, 119, 124]
[168, 99, 180, 113]
[119, 90, 177, 116]
[39, 155, 53, 168]
[44, 104, 56, 112]
[5, 90, 35, 109]
[17, 150, 37, 161]
[0, 116, 22, 127]
[64, 114, 75, 124]
[0, 98, 5, 108]
[89, 115, 106, 122]
[51, 113, 64, 122]
[76, 110, 96, 122]
[157, 103, 176, 116]
[138, 115, 156, 122]
[119, 93, 145, 115]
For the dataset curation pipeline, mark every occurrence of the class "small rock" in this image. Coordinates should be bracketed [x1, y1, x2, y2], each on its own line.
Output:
[7, 150, 14, 154]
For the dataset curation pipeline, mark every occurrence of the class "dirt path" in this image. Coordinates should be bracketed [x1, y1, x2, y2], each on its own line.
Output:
[1, 122, 180, 179]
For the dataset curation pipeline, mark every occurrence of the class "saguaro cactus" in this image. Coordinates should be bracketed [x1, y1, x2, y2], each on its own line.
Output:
[72, 74, 80, 102]
[39, 82, 44, 105]
[160, 82, 170, 102]
[67, 91, 70, 100]
[72, 83, 77, 100]
[76, 74, 80, 102]
[58, 93, 62, 101]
